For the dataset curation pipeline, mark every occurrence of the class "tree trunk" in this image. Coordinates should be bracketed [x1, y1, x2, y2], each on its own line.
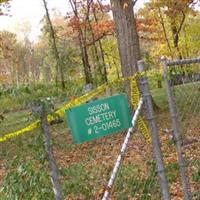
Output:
[111, 0, 141, 78]
[69, 0, 93, 85]
[157, 6, 173, 59]
[110, 0, 141, 101]
[42, 0, 65, 89]
[87, 18, 104, 83]
[93, 6, 108, 83]
[98, 39, 108, 83]
[171, 24, 182, 60]
[78, 30, 93, 84]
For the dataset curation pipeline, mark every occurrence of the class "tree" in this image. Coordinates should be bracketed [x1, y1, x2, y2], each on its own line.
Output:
[141, 0, 198, 59]
[110, 0, 141, 78]
[67, 0, 114, 85]
[35, 12, 83, 86]
[0, 31, 18, 86]
[69, 0, 93, 84]
[42, 0, 65, 89]
[88, 1, 113, 83]
[0, 30, 39, 86]
[182, 13, 200, 57]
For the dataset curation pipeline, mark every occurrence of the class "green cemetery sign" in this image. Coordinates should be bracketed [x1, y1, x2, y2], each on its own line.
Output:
[65, 94, 131, 143]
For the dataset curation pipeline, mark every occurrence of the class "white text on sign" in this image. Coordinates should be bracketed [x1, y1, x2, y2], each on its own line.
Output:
[85, 103, 121, 134]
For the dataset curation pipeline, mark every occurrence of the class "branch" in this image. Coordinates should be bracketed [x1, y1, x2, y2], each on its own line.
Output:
[176, 11, 185, 36]
[133, 0, 138, 6]
[83, 0, 92, 38]
[85, 32, 113, 47]
[69, 0, 78, 16]
[187, 0, 197, 8]
[157, 6, 173, 58]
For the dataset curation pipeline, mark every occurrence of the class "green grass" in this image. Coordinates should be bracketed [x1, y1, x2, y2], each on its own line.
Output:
[165, 163, 179, 183]
[151, 87, 168, 110]
[192, 160, 200, 183]
[173, 82, 200, 115]
[60, 163, 104, 199]
[0, 131, 52, 200]
[0, 111, 31, 135]
[150, 81, 200, 113]
[192, 161, 200, 200]
[114, 162, 160, 200]
[1, 160, 54, 200]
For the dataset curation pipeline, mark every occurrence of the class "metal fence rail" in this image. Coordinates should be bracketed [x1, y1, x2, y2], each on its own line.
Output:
[165, 57, 200, 66]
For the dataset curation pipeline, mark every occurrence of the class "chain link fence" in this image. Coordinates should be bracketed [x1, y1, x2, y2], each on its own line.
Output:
[161, 57, 200, 200]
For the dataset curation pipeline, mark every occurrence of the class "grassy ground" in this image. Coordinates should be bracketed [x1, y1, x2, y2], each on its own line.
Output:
[0, 80, 200, 200]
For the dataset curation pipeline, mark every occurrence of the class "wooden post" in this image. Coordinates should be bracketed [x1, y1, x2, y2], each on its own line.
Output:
[33, 101, 63, 200]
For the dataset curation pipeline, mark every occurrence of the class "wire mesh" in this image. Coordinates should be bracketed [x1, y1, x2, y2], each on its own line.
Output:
[169, 62, 200, 200]
[109, 132, 161, 200]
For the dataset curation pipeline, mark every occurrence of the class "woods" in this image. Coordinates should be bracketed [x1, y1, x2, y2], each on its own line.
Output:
[0, 0, 200, 200]
[1, 0, 200, 90]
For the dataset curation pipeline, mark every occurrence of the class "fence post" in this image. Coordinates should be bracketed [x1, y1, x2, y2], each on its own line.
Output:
[137, 60, 171, 200]
[161, 57, 192, 200]
[33, 101, 63, 200]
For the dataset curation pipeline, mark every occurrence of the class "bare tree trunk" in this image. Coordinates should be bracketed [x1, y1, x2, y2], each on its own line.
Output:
[92, 5, 108, 83]
[171, 24, 182, 60]
[98, 39, 108, 83]
[157, 7, 173, 59]
[87, 18, 104, 82]
[42, 0, 65, 89]
[170, 12, 185, 60]
[78, 31, 93, 84]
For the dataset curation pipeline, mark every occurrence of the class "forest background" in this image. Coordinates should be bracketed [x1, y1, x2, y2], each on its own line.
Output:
[1, 0, 200, 95]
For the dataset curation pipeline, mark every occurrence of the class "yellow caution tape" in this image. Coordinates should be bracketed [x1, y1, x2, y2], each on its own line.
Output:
[53, 83, 107, 118]
[137, 117, 151, 143]
[0, 121, 40, 142]
[0, 84, 107, 142]
[130, 78, 140, 106]
[130, 77, 152, 143]
[0, 72, 151, 143]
